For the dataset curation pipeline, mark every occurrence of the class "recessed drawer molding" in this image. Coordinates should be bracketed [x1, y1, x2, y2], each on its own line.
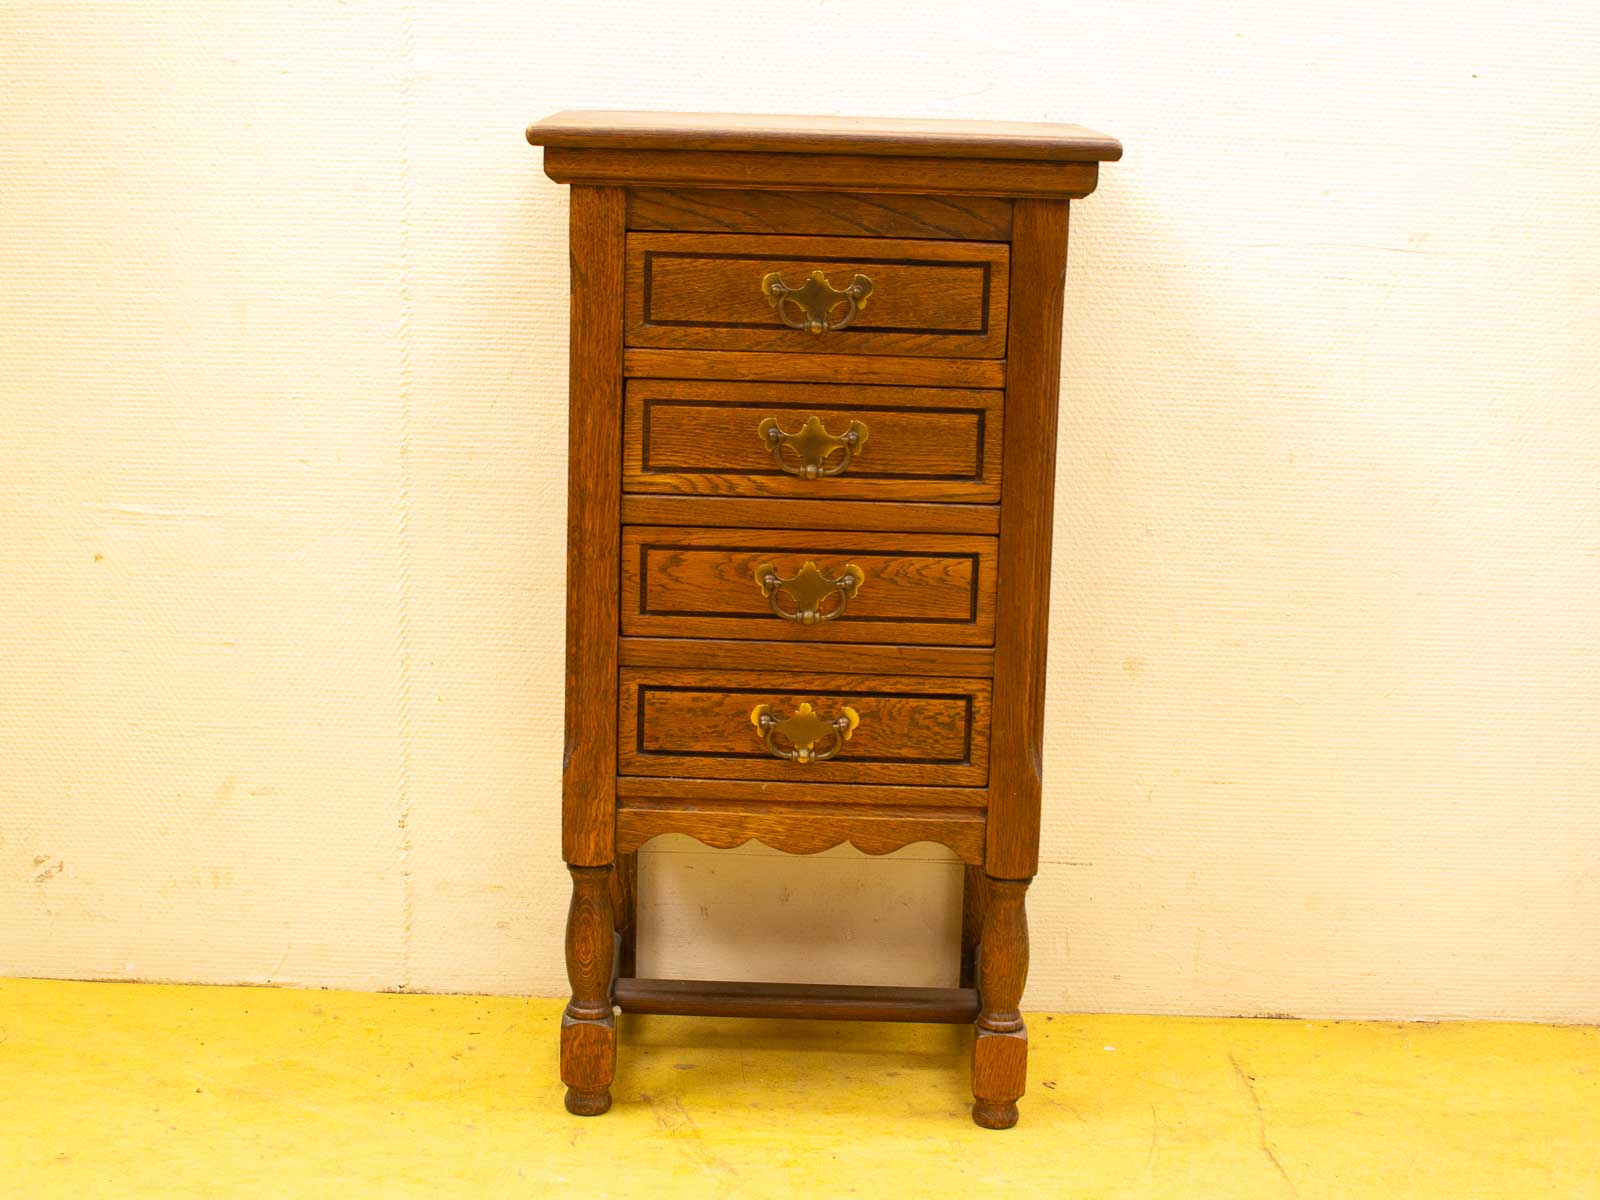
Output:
[625, 233, 1010, 358]
[624, 380, 1002, 503]
[621, 526, 997, 646]
[618, 668, 991, 786]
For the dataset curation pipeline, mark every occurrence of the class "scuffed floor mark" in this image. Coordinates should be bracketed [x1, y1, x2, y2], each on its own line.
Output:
[648, 1093, 740, 1183]
[1230, 1050, 1300, 1198]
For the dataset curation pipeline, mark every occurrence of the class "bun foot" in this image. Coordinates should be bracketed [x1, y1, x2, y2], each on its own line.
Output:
[971, 1098, 1019, 1129]
[564, 1086, 612, 1116]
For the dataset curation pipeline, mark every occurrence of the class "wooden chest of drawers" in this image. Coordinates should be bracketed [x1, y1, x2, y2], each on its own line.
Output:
[526, 110, 1119, 1128]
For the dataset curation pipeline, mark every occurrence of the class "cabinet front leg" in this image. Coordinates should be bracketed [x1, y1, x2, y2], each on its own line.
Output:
[971, 875, 1030, 1129]
[561, 863, 616, 1116]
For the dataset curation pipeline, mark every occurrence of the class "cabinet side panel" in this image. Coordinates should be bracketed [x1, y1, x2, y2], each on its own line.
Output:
[987, 199, 1070, 878]
[562, 185, 627, 865]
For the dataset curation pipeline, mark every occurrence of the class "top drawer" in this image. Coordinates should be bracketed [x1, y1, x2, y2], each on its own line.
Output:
[625, 234, 1009, 359]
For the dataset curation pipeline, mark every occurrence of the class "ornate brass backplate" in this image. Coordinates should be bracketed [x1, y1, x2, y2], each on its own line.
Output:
[760, 269, 874, 334]
[749, 701, 861, 763]
[758, 415, 868, 479]
[753, 559, 865, 624]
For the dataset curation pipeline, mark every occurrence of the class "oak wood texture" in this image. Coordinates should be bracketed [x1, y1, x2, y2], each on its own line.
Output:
[543, 147, 1102, 200]
[626, 233, 1009, 358]
[536, 110, 1115, 1129]
[619, 636, 994, 678]
[624, 379, 1003, 503]
[621, 526, 997, 646]
[615, 776, 988, 809]
[561, 864, 616, 1116]
[629, 188, 1013, 241]
[614, 797, 986, 864]
[986, 198, 1070, 879]
[625, 348, 1005, 389]
[614, 978, 981, 1023]
[621, 495, 1000, 536]
[618, 668, 991, 786]
[972, 876, 1031, 1129]
[530, 110, 1121, 163]
[561, 186, 625, 867]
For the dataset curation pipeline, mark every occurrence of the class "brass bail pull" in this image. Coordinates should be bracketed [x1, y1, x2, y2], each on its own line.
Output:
[761, 269, 874, 334]
[754, 560, 865, 625]
[750, 702, 861, 763]
[758, 415, 868, 479]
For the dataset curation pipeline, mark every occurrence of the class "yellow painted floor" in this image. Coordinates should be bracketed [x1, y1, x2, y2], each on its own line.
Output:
[0, 979, 1595, 1198]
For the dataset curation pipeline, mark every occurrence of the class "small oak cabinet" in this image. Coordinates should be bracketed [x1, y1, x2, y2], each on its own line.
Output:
[525, 110, 1119, 1128]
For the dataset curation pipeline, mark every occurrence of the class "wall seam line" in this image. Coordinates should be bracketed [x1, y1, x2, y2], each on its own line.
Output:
[394, 0, 419, 991]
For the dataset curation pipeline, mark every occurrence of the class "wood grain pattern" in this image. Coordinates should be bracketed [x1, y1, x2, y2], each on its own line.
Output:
[619, 636, 994, 678]
[625, 348, 1005, 388]
[629, 188, 1013, 241]
[614, 798, 986, 864]
[620, 495, 1000, 536]
[534, 111, 1117, 1126]
[614, 978, 981, 1023]
[624, 378, 1003, 503]
[626, 233, 1009, 358]
[561, 864, 616, 1115]
[986, 198, 1071, 879]
[530, 110, 1122, 163]
[972, 875, 1030, 1128]
[617, 668, 991, 786]
[615, 776, 989, 809]
[541, 148, 1102, 199]
[620, 526, 997, 646]
[561, 186, 625, 867]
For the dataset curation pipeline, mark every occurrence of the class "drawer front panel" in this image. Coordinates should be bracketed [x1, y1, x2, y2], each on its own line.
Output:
[625, 233, 1009, 358]
[618, 669, 991, 786]
[624, 379, 1002, 502]
[621, 527, 996, 646]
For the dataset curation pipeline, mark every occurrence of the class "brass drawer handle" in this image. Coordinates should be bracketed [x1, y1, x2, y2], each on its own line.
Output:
[761, 269, 874, 334]
[754, 560, 864, 625]
[750, 702, 860, 763]
[758, 415, 869, 479]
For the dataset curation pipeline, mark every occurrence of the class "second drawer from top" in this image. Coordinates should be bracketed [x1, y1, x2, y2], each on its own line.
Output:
[624, 379, 1002, 503]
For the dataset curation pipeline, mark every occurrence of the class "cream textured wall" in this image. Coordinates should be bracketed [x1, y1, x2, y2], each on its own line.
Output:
[2, 1, 1596, 1021]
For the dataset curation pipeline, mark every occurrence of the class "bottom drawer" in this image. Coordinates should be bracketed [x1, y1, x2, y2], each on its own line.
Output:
[618, 668, 991, 786]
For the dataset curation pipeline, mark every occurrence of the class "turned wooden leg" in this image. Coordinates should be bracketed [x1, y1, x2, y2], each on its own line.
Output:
[562, 863, 616, 1116]
[959, 863, 985, 989]
[971, 875, 1030, 1129]
[611, 851, 638, 979]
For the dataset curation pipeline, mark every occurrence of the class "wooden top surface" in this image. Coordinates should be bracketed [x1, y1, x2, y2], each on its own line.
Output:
[527, 110, 1121, 163]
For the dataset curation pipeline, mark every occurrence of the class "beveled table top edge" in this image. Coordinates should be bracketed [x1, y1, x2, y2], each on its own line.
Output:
[526, 109, 1122, 163]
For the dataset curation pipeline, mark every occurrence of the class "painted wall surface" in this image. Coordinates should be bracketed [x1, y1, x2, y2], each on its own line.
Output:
[2, 2, 1596, 1021]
